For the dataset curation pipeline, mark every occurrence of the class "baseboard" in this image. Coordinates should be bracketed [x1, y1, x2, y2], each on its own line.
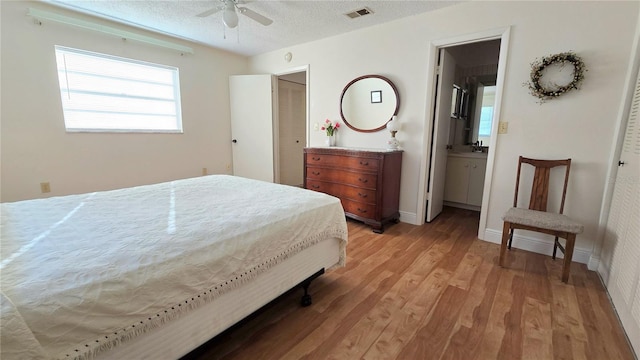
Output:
[483, 229, 592, 265]
[588, 255, 600, 271]
[597, 261, 611, 285]
[399, 210, 417, 225]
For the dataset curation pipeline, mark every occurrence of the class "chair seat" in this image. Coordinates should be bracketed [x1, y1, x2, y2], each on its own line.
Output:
[502, 207, 584, 234]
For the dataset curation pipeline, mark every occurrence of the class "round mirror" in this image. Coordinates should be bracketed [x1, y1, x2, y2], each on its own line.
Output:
[340, 75, 400, 132]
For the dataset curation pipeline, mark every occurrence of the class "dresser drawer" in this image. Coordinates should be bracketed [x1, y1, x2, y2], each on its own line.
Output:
[305, 153, 380, 172]
[307, 167, 377, 189]
[306, 179, 377, 205]
[341, 199, 377, 219]
[305, 179, 341, 198]
[340, 186, 377, 204]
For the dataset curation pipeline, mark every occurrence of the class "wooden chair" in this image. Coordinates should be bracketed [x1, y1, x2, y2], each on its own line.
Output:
[499, 156, 584, 283]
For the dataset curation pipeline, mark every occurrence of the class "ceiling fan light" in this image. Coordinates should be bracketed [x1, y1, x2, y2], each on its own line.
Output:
[223, 7, 238, 28]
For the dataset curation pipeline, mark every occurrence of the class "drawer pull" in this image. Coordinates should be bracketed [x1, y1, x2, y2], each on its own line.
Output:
[358, 192, 368, 198]
[312, 171, 320, 176]
[357, 208, 367, 213]
[358, 178, 368, 183]
[312, 157, 321, 161]
[311, 184, 320, 189]
[360, 161, 369, 166]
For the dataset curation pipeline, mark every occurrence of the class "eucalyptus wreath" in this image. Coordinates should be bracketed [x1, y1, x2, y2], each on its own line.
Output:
[525, 51, 586, 103]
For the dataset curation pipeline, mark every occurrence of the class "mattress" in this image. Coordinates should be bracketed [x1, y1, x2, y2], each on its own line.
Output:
[0, 175, 347, 360]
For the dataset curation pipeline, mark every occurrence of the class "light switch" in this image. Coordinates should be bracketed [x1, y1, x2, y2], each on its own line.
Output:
[498, 121, 508, 134]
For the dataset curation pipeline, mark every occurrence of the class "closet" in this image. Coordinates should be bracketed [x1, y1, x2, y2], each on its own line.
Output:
[600, 67, 640, 354]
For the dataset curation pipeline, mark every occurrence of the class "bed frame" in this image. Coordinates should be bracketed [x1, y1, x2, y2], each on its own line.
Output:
[96, 237, 342, 359]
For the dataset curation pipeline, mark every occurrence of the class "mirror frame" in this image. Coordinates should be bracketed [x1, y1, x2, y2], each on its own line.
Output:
[339, 75, 400, 133]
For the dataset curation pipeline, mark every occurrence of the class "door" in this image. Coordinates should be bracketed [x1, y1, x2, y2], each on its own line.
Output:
[229, 74, 276, 182]
[443, 156, 469, 204]
[426, 48, 456, 222]
[603, 70, 640, 354]
[278, 79, 306, 186]
[467, 158, 487, 206]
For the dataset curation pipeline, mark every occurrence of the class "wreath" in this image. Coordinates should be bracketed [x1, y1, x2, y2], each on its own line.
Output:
[525, 51, 586, 103]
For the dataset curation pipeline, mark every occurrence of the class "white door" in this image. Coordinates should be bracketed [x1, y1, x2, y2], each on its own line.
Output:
[604, 70, 640, 354]
[229, 74, 275, 182]
[426, 48, 456, 222]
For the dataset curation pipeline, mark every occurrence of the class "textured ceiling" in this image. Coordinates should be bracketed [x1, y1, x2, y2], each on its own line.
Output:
[45, 1, 463, 56]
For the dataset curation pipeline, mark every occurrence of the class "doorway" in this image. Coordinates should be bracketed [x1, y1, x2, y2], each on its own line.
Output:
[418, 27, 511, 239]
[275, 68, 308, 186]
[228, 66, 308, 184]
[441, 41, 500, 213]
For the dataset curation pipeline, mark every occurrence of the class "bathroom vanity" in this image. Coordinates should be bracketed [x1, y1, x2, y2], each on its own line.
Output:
[444, 152, 487, 210]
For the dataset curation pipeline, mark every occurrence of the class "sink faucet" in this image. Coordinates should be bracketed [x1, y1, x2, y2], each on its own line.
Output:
[472, 141, 483, 152]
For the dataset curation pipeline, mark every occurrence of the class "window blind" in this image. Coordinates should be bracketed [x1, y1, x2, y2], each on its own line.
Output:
[55, 46, 183, 133]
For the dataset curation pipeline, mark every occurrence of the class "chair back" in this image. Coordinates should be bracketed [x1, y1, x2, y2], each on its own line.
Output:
[512, 156, 572, 213]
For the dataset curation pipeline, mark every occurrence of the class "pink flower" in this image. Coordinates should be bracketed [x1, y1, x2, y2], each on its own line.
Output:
[322, 119, 341, 136]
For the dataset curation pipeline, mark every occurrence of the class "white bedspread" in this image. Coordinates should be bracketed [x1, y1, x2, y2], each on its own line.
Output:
[0, 175, 347, 360]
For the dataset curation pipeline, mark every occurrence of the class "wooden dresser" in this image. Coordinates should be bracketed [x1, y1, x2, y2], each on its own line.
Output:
[304, 147, 402, 233]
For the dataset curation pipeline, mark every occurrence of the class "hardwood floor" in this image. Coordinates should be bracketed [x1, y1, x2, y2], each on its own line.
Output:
[185, 207, 635, 360]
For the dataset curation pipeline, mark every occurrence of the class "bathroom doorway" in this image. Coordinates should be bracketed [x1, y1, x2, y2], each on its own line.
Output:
[441, 41, 500, 213]
[419, 27, 511, 240]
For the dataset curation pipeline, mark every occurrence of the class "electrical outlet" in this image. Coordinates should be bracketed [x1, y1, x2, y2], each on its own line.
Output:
[313, 123, 319, 131]
[226, 164, 231, 171]
[40, 182, 51, 193]
[202, 167, 208, 176]
[498, 121, 509, 134]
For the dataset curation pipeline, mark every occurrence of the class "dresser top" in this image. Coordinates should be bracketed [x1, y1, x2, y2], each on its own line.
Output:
[305, 146, 403, 154]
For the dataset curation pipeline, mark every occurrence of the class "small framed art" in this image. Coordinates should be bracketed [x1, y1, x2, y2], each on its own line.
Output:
[371, 90, 382, 103]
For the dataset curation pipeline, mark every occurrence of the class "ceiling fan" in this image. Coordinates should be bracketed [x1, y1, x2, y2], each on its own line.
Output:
[197, 0, 273, 29]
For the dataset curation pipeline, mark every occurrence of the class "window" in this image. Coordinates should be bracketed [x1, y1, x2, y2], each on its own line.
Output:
[55, 46, 183, 133]
[478, 106, 494, 137]
[476, 85, 496, 144]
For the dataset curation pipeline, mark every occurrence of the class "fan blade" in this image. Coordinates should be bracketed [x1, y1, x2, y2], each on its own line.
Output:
[196, 7, 221, 17]
[238, 7, 273, 26]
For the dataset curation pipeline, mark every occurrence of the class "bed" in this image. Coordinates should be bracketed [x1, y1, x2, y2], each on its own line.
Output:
[0, 175, 348, 360]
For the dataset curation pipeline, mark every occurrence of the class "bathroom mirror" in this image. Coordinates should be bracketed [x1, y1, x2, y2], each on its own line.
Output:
[340, 75, 400, 132]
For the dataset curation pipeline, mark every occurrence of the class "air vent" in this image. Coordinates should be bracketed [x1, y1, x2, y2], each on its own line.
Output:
[345, 7, 373, 19]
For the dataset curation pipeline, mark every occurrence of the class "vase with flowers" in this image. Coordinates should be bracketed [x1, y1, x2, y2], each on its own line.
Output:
[321, 119, 340, 146]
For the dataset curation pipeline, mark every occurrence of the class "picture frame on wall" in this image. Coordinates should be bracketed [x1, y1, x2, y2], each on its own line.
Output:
[451, 85, 468, 119]
[451, 85, 462, 118]
[371, 90, 382, 103]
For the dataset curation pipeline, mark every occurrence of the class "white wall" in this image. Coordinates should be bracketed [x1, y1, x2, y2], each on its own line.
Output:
[0, 1, 248, 202]
[249, 1, 639, 261]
